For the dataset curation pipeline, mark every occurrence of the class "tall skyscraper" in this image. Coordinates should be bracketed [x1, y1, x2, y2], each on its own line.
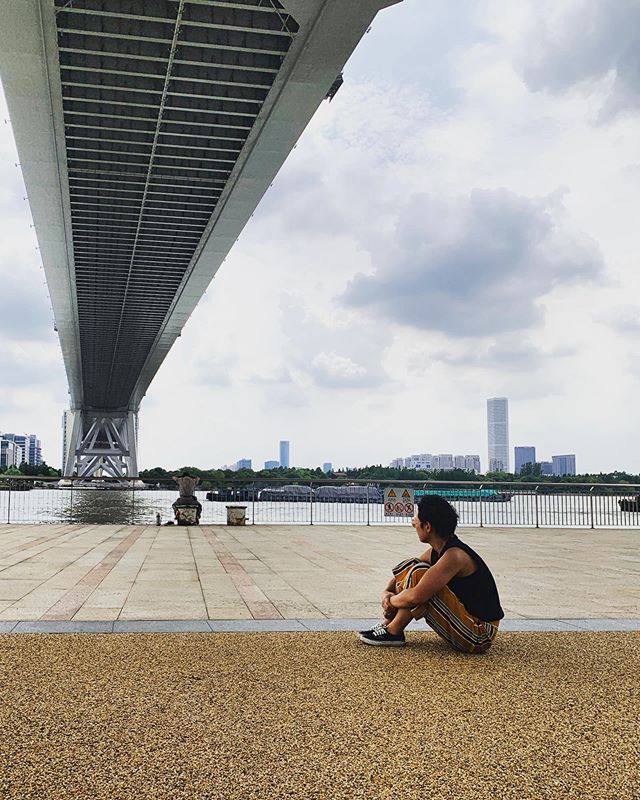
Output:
[514, 446, 536, 474]
[27, 434, 42, 466]
[487, 397, 509, 472]
[552, 454, 576, 476]
[264, 460, 279, 470]
[279, 440, 290, 468]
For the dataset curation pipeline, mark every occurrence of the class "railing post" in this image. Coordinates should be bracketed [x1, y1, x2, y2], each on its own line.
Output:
[309, 481, 314, 526]
[131, 480, 136, 525]
[589, 486, 595, 530]
[534, 486, 540, 529]
[366, 484, 370, 526]
[70, 479, 74, 525]
[478, 483, 483, 528]
[7, 479, 11, 524]
[252, 485, 256, 525]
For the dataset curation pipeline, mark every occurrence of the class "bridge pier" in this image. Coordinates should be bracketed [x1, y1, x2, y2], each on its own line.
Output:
[64, 411, 138, 479]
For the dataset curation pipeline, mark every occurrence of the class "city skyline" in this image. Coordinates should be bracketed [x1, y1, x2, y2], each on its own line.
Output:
[2, 1, 640, 473]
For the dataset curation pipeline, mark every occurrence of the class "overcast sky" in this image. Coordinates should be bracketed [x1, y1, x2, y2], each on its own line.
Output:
[2, 0, 640, 473]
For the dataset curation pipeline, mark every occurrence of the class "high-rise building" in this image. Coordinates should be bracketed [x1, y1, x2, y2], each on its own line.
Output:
[406, 454, 432, 470]
[1, 433, 41, 466]
[1, 434, 26, 466]
[514, 446, 536, 475]
[487, 397, 509, 472]
[0, 439, 22, 468]
[322, 462, 332, 473]
[552, 454, 576, 476]
[279, 440, 290, 468]
[231, 458, 252, 471]
[27, 434, 42, 466]
[264, 460, 279, 470]
[464, 455, 481, 473]
[539, 461, 553, 476]
[437, 454, 454, 470]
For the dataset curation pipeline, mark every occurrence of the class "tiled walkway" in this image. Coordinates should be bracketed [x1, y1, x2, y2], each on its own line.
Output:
[0, 524, 638, 624]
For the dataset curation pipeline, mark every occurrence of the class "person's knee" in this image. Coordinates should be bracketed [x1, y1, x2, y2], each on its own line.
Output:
[403, 562, 430, 590]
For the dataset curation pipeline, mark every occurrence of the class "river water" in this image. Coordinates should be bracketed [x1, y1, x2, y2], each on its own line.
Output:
[1, 487, 639, 527]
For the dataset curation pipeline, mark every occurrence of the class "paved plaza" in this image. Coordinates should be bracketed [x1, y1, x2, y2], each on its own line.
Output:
[0, 523, 637, 627]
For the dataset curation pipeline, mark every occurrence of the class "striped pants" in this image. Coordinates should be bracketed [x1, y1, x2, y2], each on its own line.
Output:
[392, 558, 499, 654]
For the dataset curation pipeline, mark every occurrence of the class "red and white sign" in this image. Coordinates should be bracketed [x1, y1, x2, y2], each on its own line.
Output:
[383, 487, 415, 517]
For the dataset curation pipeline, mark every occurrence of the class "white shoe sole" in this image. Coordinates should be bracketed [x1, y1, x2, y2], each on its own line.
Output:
[357, 632, 406, 647]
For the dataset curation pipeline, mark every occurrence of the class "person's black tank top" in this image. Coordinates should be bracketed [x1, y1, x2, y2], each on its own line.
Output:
[431, 534, 504, 622]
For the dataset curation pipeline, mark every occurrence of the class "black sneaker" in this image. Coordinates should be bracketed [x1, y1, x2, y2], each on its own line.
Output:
[358, 623, 406, 647]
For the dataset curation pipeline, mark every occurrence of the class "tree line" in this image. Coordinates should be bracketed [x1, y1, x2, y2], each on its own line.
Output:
[0, 462, 59, 477]
[138, 464, 640, 485]
[3, 461, 637, 485]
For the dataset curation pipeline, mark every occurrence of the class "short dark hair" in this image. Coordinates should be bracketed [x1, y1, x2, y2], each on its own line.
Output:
[417, 495, 458, 538]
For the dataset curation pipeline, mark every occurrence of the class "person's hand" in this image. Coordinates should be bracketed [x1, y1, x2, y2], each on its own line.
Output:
[381, 591, 395, 619]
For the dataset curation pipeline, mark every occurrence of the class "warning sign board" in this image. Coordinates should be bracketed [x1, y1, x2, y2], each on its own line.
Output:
[384, 487, 415, 517]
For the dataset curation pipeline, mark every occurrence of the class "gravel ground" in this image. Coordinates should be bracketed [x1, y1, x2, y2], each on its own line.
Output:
[0, 631, 638, 800]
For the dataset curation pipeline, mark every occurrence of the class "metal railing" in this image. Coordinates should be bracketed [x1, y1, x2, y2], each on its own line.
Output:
[0, 476, 640, 527]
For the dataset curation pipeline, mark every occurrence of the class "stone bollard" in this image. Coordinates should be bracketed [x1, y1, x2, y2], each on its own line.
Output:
[226, 505, 247, 526]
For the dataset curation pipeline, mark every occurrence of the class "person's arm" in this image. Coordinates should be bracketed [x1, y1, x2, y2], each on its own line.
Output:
[380, 574, 398, 616]
[381, 548, 431, 613]
[389, 549, 464, 610]
[381, 575, 396, 599]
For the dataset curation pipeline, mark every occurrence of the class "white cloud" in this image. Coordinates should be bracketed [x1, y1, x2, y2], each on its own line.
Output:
[342, 188, 604, 337]
[513, 0, 640, 119]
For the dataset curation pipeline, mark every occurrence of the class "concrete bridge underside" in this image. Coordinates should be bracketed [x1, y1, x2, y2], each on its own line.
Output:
[0, 0, 400, 477]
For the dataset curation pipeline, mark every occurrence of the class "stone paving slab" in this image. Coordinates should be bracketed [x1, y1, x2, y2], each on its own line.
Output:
[0, 524, 638, 622]
[558, 618, 640, 631]
[0, 621, 18, 633]
[207, 619, 307, 632]
[12, 620, 113, 634]
[113, 620, 211, 633]
[1, 618, 638, 634]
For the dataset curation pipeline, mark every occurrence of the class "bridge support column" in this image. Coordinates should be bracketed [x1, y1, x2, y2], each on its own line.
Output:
[64, 411, 138, 479]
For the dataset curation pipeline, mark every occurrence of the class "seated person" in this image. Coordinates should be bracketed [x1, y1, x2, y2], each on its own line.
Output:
[358, 495, 503, 652]
[172, 472, 202, 525]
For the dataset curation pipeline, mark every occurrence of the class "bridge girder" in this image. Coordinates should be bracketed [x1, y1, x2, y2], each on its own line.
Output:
[0, 0, 402, 475]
